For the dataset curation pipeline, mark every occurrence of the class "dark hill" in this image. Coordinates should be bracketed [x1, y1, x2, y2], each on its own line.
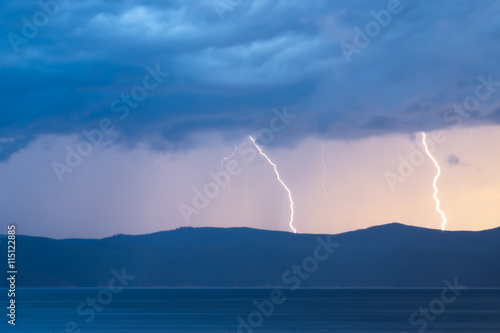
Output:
[2, 223, 500, 288]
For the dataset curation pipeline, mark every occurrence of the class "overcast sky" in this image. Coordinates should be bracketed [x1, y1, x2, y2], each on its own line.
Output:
[1, 0, 500, 238]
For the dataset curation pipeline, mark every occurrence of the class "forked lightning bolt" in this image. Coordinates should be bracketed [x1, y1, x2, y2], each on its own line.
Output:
[422, 132, 447, 231]
[249, 136, 297, 234]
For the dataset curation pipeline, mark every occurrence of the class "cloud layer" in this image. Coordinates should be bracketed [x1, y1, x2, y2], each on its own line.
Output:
[2, 0, 500, 160]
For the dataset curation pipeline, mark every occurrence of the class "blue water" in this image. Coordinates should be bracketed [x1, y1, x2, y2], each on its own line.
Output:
[2, 288, 499, 332]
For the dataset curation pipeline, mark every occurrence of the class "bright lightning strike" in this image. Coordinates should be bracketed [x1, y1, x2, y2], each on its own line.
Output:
[249, 136, 297, 234]
[421, 132, 447, 231]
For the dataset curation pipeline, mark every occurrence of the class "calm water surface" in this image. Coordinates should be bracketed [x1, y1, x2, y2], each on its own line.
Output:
[2, 288, 499, 332]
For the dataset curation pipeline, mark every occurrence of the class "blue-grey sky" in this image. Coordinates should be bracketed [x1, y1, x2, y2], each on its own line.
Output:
[1, 0, 500, 238]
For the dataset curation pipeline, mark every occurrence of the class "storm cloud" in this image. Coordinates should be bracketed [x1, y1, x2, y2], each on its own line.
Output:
[2, 0, 500, 161]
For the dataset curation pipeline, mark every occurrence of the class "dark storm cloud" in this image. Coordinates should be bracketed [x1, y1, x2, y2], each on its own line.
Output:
[0, 136, 34, 161]
[1, 0, 500, 160]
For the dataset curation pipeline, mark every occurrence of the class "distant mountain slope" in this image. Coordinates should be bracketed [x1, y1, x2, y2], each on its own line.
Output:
[2, 223, 500, 288]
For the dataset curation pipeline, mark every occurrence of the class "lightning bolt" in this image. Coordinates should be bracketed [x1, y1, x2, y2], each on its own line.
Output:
[217, 147, 238, 173]
[421, 132, 447, 231]
[148, 154, 163, 183]
[216, 147, 239, 208]
[249, 136, 297, 234]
